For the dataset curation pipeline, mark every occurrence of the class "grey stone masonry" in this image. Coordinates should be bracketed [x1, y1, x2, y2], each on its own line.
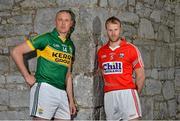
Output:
[0, 0, 179, 120]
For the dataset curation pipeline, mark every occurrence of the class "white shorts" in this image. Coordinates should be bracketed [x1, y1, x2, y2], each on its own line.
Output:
[104, 89, 142, 120]
[30, 83, 70, 120]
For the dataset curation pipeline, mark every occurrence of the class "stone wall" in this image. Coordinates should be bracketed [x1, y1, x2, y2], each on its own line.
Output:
[0, 0, 179, 120]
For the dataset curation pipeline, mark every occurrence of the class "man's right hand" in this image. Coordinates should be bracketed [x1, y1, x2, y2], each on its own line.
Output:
[24, 74, 36, 87]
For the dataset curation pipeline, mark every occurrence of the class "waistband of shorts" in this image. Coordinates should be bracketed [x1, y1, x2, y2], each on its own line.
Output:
[36, 82, 66, 91]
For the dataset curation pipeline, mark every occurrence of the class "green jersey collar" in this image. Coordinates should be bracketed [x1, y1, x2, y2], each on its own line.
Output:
[51, 28, 71, 43]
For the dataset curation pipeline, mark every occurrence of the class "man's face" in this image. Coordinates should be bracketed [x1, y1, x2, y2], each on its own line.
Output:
[55, 12, 73, 34]
[106, 22, 121, 42]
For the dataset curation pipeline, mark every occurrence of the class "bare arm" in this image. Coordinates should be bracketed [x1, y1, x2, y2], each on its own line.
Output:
[10, 41, 36, 87]
[66, 67, 76, 115]
[135, 67, 145, 94]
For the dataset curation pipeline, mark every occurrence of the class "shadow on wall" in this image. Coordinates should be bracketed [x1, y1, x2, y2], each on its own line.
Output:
[92, 16, 106, 120]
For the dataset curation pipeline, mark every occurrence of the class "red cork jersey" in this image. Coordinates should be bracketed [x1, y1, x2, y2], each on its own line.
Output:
[97, 38, 144, 92]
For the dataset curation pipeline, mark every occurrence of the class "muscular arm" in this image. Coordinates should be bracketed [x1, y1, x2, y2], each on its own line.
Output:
[66, 67, 76, 115]
[135, 67, 145, 94]
[10, 41, 36, 86]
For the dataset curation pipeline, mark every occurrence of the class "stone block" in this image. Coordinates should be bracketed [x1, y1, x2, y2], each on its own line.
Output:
[0, 109, 30, 120]
[57, 0, 97, 7]
[154, 46, 174, 68]
[177, 112, 180, 119]
[0, 24, 33, 36]
[158, 68, 175, 80]
[7, 14, 32, 24]
[0, 75, 6, 84]
[0, 89, 9, 105]
[0, 0, 13, 11]
[155, 0, 165, 9]
[167, 67, 175, 80]
[0, 11, 11, 16]
[150, 69, 159, 80]
[0, 105, 8, 111]
[175, 68, 180, 90]
[167, 99, 176, 117]
[73, 74, 94, 107]
[76, 7, 108, 35]
[74, 108, 93, 120]
[120, 12, 139, 24]
[122, 24, 137, 38]
[20, 0, 57, 9]
[34, 8, 57, 34]
[175, 2, 180, 15]
[136, 2, 152, 18]
[6, 73, 25, 84]
[93, 74, 104, 107]
[164, 0, 175, 12]
[5, 36, 24, 47]
[138, 18, 154, 39]
[9, 90, 29, 107]
[166, 13, 175, 28]
[141, 97, 154, 120]
[145, 79, 162, 95]
[73, 35, 96, 73]
[162, 81, 175, 100]
[159, 102, 168, 119]
[144, 0, 156, 6]
[99, 0, 108, 7]
[160, 10, 169, 25]
[0, 55, 9, 74]
[128, 0, 135, 6]
[150, 10, 161, 23]
[158, 25, 170, 43]
[108, 0, 127, 8]
[175, 16, 180, 39]
[139, 46, 153, 68]
[153, 95, 164, 101]
[154, 101, 160, 110]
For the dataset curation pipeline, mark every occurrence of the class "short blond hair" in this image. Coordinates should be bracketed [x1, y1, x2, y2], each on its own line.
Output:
[105, 16, 121, 29]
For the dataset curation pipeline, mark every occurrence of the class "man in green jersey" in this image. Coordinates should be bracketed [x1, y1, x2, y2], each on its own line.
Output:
[11, 10, 76, 120]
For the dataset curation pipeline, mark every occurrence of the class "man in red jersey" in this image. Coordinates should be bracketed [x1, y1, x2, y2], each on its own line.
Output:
[97, 16, 145, 120]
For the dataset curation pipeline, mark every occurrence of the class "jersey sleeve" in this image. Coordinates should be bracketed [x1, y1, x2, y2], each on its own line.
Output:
[130, 46, 144, 69]
[26, 34, 48, 51]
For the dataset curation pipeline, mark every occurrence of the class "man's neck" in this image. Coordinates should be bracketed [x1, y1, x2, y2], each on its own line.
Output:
[58, 32, 67, 38]
[58, 32, 68, 42]
[109, 39, 121, 48]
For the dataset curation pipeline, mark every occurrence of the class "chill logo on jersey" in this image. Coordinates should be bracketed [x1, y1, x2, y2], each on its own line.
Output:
[38, 45, 72, 67]
[102, 61, 123, 75]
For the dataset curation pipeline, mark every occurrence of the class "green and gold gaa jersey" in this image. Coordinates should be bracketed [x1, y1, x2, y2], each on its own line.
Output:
[26, 28, 75, 90]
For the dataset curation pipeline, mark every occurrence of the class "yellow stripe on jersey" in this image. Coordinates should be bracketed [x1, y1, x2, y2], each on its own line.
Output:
[38, 46, 72, 67]
[36, 50, 41, 57]
[26, 40, 35, 50]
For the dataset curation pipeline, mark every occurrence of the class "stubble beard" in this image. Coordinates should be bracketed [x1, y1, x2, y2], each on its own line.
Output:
[109, 36, 120, 43]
